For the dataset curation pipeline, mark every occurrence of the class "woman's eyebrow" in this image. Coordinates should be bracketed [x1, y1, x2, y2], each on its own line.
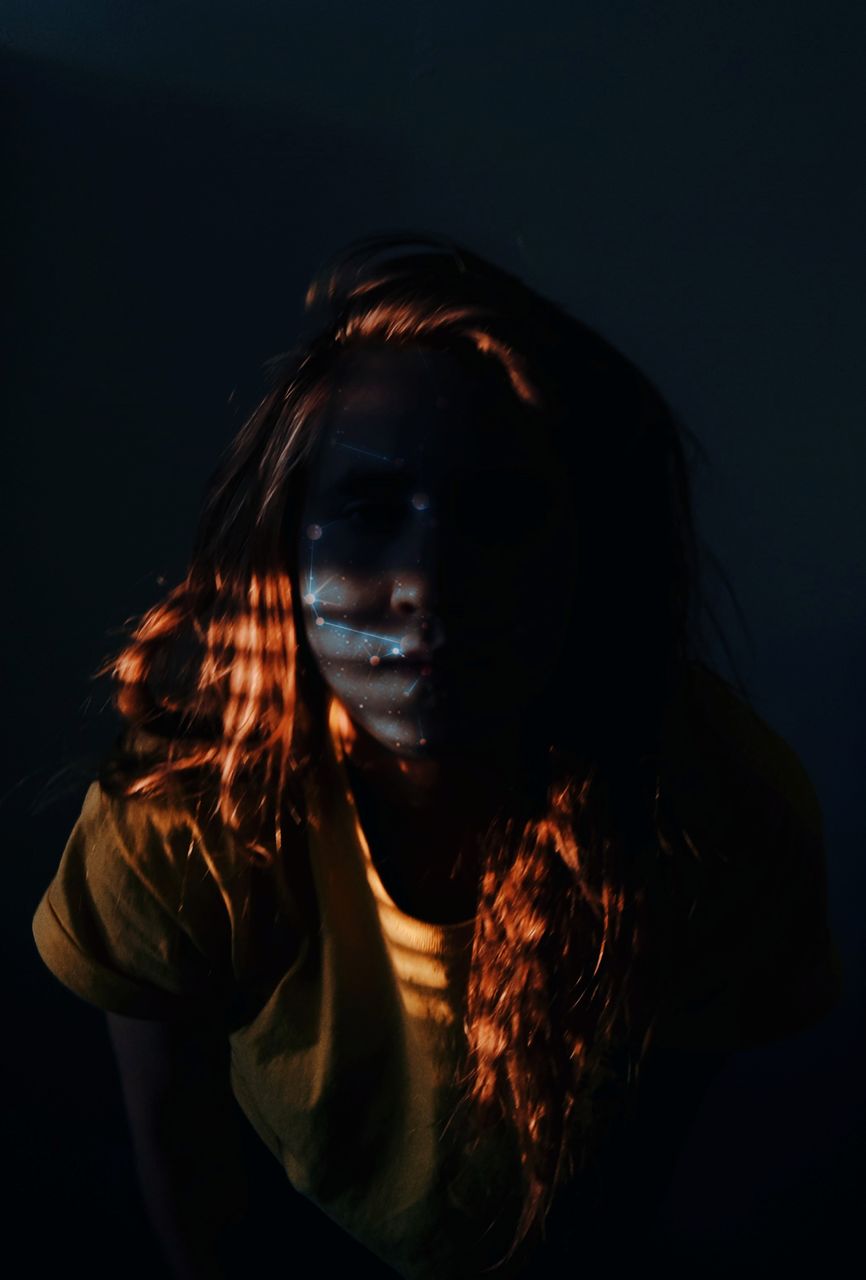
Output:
[323, 459, 537, 497]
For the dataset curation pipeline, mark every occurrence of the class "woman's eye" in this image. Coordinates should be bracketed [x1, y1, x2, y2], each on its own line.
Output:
[342, 499, 407, 534]
[453, 469, 551, 544]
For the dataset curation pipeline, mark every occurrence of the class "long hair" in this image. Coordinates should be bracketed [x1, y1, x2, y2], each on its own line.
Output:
[95, 231, 752, 1265]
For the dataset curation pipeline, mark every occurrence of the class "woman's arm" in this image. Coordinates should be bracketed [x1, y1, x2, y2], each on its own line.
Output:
[105, 1011, 250, 1280]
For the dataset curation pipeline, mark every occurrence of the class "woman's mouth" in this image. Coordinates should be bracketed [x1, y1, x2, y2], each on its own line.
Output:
[383, 658, 435, 674]
[374, 653, 489, 681]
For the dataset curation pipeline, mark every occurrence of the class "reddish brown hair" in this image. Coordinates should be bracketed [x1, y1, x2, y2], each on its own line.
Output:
[96, 231, 750, 1266]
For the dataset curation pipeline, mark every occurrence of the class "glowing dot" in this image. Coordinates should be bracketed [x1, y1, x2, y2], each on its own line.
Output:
[419, 737, 427, 746]
[303, 592, 316, 605]
[306, 523, 323, 540]
[411, 492, 430, 511]
[369, 655, 380, 666]
[315, 617, 324, 626]
[391, 646, 401, 655]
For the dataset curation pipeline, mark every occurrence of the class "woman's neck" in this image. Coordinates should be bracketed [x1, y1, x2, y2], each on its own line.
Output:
[340, 715, 531, 825]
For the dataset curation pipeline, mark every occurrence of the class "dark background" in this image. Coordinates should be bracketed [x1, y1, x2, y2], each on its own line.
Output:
[4, 3, 864, 1275]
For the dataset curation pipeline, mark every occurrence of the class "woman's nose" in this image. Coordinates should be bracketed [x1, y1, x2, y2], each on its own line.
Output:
[390, 573, 435, 619]
[388, 572, 448, 651]
[387, 500, 445, 612]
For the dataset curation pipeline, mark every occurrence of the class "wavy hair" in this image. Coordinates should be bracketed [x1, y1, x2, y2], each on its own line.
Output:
[95, 231, 751, 1267]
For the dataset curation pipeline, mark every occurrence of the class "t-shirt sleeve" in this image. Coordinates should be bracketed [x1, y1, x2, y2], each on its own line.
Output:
[32, 780, 233, 1021]
[653, 753, 845, 1052]
[733, 773, 845, 1048]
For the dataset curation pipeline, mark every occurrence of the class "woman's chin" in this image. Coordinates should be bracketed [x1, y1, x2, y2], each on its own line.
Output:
[350, 698, 523, 760]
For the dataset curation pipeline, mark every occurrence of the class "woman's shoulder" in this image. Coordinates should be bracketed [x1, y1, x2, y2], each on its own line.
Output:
[663, 660, 822, 848]
[653, 663, 842, 1050]
[98, 725, 308, 852]
[86, 731, 232, 890]
[33, 726, 315, 1022]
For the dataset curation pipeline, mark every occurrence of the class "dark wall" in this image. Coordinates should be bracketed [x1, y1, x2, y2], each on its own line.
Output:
[5, 4, 864, 1275]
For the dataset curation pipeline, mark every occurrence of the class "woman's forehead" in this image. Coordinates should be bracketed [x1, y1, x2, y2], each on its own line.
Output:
[330, 344, 485, 408]
[307, 343, 551, 483]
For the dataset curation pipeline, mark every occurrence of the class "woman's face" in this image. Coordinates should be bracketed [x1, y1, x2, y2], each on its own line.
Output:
[295, 344, 578, 760]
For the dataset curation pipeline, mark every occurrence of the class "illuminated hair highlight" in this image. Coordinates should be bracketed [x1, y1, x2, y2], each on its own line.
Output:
[96, 229, 751, 1267]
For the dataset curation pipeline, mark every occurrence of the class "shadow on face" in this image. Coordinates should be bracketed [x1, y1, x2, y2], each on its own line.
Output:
[295, 344, 579, 760]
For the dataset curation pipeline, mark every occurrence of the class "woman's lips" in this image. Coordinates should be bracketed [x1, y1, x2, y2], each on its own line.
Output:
[376, 654, 487, 678]
[381, 658, 436, 676]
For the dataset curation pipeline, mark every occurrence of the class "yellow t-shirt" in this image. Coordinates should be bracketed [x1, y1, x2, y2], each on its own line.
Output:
[31, 662, 844, 1277]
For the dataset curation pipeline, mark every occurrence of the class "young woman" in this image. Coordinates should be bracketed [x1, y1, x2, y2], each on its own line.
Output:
[32, 232, 844, 1279]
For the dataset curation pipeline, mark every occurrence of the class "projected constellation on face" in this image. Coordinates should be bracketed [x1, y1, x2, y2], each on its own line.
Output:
[302, 440, 435, 747]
